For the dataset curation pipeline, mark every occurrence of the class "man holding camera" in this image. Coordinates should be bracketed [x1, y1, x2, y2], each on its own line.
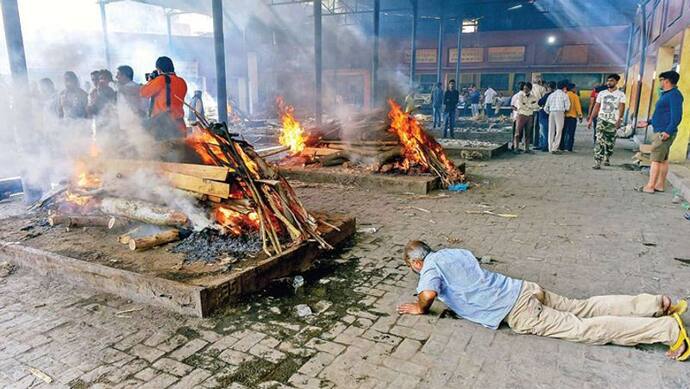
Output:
[140, 56, 188, 139]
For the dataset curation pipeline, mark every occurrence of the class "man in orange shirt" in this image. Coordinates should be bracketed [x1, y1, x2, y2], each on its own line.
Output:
[562, 82, 583, 152]
[140, 56, 188, 139]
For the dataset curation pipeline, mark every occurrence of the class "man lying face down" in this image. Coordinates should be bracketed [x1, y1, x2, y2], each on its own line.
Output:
[397, 240, 690, 361]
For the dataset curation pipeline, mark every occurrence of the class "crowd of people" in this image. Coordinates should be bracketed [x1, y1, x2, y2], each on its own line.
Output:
[425, 69, 683, 176]
[32, 56, 198, 146]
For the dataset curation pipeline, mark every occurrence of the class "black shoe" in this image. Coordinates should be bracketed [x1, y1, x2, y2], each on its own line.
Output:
[593, 162, 601, 170]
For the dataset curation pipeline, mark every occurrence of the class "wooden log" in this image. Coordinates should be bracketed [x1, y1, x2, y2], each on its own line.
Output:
[257, 145, 290, 158]
[128, 229, 180, 251]
[48, 215, 115, 228]
[100, 197, 188, 226]
[301, 147, 340, 157]
[102, 159, 231, 181]
[162, 172, 231, 199]
[372, 148, 403, 168]
[321, 140, 398, 146]
[319, 151, 350, 167]
[172, 188, 207, 201]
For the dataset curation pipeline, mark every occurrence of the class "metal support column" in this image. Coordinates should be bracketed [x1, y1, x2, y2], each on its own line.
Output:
[409, 0, 417, 88]
[314, 0, 322, 125]
[212, 0, 228, 123]
[622, 22, 634, 124]
[454, 19, 462, 84]
[633, 5, 648, 133]
[436, 17, 444, 84]
[98, 0, 111, 67]
[1, 0, 28, 86]
[372, 0, 380, 106]
[166, 11, 173, 55]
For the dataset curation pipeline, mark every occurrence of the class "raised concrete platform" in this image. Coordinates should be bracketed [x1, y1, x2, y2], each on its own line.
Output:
[0, 212, 355, 317]
[669, 163, 690, 201]
[278, 166, 441, 194]
[440, 142, 509, 160]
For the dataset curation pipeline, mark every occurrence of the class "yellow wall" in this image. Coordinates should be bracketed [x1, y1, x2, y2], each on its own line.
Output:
[651, 47, 675, 114]
[637, 60, 656, 120]
[670, 28, 690, 162]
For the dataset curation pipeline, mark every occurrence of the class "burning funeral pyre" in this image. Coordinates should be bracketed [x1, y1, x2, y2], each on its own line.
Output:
[276, 98, 465, 187]
[35, 113, 331, 260]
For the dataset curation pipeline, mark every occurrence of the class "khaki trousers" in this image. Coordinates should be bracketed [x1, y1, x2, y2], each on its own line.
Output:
[548, 111, 565, 152]
[505, 281, 679, 346]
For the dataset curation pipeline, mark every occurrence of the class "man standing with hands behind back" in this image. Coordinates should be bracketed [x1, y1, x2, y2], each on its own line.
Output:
[636, 70, 684, 193]
[588, 74, 626, 169]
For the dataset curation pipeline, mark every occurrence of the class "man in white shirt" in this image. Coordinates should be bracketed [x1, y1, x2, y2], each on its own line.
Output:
[510, 83, 525, 151]
[514, 82, 539, 153]
[588, 74, 626, 169]
[484, 87, 497, 118]
[544, 80, 571, 154]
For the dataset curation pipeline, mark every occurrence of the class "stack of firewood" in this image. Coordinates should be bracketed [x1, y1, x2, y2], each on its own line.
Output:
[278, 102, 465, 187]
[38, 120, 331, 256]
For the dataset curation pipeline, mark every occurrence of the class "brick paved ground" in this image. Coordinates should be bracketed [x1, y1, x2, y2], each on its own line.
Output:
[1, 128, 690, 389]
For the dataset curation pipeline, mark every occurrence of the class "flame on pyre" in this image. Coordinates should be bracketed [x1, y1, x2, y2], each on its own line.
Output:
[387, 99, 463, 186]
[214, 205, 260, 236]
[276, 96, 306, 155]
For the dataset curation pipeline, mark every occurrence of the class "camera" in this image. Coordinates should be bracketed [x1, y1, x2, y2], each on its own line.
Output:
[145, 70, 159, 81]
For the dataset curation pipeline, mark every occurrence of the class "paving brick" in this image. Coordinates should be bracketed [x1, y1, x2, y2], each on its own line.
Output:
[134, 367, 159, 382]
[230, 330, 266, 352]
[218, 349, 255, 365]
[130, 344, 165, 363]
[248, 343, 286, 363]
[298, 352, 337, 377]
[305, 338, 346, 356]
[152, 357, 194, 377]
[168, 368, 212, 389]
[139, 372, 178, 389]
[391, 338, 422, 361]
[168, 338, 208, 361]
[156, 334, 188, 353]
[388, 324, 430, 341]
[207, 335, 240, 354]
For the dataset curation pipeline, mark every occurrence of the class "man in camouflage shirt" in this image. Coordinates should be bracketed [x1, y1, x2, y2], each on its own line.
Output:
[588, 74, 626, 169]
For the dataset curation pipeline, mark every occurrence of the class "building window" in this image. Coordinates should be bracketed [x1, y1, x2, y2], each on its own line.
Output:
[480, 74, 509, 90]
[462, 19, 479, 33]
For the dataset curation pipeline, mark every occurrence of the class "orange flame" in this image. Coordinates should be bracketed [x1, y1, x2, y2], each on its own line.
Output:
[214, 205, 260, 235]
[73, 159, 102, 190]
[276, 97, 306, 155]
[64, 191, 92, 207]
[186, 127, 230, 166]
[387, 99, 462, 185]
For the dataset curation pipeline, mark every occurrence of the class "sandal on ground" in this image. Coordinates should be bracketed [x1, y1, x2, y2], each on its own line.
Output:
[634, 186, 655, 194]
[655, 189, 666, 193]
[670, 299, 688, 316]
[670, 313, 690, 361]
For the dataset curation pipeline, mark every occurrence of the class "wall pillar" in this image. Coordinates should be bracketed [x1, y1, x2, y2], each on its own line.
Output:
[670, 28, 690, 162]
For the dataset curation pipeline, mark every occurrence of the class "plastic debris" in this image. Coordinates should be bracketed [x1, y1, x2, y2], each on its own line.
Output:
[448, 183, 469, 192]
[28, 368, 53, 384]
[294, 304, 312, 317]
[292, 275, 305, 290]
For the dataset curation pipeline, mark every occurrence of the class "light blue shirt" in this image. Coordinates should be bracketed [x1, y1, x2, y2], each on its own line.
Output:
[416, 249, 523, 330]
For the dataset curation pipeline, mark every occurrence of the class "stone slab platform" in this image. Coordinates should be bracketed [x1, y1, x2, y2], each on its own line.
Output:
[440, 142, 509, 160]
[0, 213, 355, 318]
[278, 166, 440, 194]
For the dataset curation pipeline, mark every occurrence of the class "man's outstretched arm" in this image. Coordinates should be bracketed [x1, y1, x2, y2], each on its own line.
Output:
[397, 290, 437, 315]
